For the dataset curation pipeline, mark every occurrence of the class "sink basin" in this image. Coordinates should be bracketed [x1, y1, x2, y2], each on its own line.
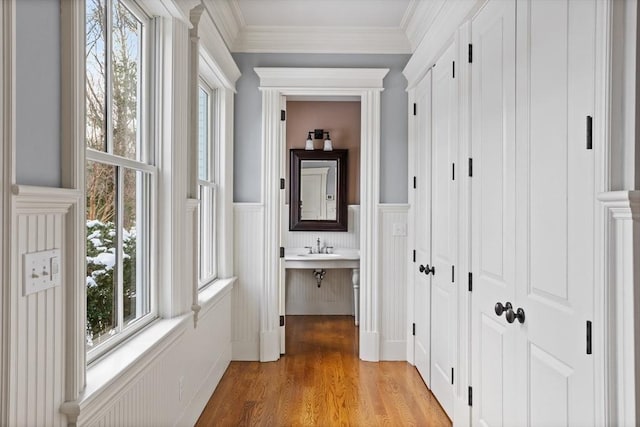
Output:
[296, 253, 341, 258]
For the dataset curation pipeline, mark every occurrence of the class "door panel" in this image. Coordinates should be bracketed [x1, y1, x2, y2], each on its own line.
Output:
[430, 40, 458, 418]
[414, 71, 432, 387]
[515, 0, 596, 425]
[471, 1, 517, 425]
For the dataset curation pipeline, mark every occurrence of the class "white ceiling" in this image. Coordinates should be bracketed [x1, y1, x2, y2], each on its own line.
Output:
[204, 0, 438, 54]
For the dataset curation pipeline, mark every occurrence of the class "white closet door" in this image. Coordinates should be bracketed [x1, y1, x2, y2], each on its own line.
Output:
[513, 1, 596, 425]
[470, 0, 518, 425]
[414, 70, 433, 388]
[430, 40, 459, 419]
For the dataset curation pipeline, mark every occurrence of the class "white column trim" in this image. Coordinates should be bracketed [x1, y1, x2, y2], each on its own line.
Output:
[255, 67, 389, 362]
[0, 0, 14, 424]
[597, 191, 640, 426]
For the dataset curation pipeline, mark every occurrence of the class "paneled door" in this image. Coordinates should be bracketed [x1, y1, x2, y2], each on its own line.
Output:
[470, 0, 517, 425]
[513, 1, 596, 425]
[471, 0, 596, 425]
[430, 40, 459, 419]
[413, 70, 433, 388]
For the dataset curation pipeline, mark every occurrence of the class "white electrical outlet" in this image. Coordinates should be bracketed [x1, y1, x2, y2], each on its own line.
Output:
[392, 223, 407, 236]
[23, 249, 61, 296]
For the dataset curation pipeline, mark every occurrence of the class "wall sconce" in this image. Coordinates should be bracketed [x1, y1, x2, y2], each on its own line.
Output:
[305, 129, 333, 151]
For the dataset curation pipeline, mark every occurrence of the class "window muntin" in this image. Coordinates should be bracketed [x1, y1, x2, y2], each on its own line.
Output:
[197, 83, 218, 287]
[85, 0, 155, 359]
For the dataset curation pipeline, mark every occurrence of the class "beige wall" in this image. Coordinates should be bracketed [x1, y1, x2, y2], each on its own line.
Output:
[286, 101, 361, 204]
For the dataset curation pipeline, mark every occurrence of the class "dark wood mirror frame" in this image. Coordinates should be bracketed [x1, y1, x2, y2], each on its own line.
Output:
[289, 149, 348, 231]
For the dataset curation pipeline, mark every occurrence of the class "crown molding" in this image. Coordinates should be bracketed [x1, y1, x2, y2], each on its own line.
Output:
[402, 0, 447, 52]
[202, 0, 241, 50]
[233, 26, 411, 54]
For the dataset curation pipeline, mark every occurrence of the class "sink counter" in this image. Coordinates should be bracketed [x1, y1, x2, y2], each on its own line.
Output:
[284, 249, 360, 269]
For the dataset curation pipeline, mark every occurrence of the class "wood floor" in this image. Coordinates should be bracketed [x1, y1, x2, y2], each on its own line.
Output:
[196, 315, 451, 427]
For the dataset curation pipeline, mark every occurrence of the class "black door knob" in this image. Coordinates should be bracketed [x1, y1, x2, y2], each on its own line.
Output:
[418, 264, 435, 275]
[506, 307, 525, 324]
[419, 264, 426, 273]
[494, 302, 513, 316]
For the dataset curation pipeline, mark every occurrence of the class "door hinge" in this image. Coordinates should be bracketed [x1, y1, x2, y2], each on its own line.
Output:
[468, 272, 473, 292]
[280, 110, 286, 121]
[468, 44, 473, 63]
[451, 368, 454, 385]
[412, 323, 416, 336]
[586, 320, 592, 354]
[279, 247, 285, 258]
[413, 249, 416, 263]
[468, 158, 473, 177]
[586, 115, 593, 150]
[413, 103, 417, 116]
[452, 61, 456, 78]
[280, 315, 285, 327]
[468, 386, 473, 406]
[452, 163, 455, 180]
[280, 178, 285, 190]
[452, 265, 455, 283]
[413, 176, 417, 189]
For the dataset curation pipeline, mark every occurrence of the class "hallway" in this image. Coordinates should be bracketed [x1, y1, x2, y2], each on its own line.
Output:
[196, 316, 451, 426]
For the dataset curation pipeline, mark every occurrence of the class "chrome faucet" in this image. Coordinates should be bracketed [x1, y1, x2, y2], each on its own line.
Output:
[316, 238, 321, 254]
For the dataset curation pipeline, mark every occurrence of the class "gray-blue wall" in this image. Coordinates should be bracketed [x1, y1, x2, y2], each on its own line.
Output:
[232, 53, 410, 204]
[16, 0, 61, 187]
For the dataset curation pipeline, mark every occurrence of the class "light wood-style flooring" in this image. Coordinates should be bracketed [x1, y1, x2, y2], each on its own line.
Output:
[196, 315, 451, 426]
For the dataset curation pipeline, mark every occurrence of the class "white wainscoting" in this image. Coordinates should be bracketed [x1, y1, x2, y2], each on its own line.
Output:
[283, 205, 360, 249]
[232, 203, 264, 360]
[79, 290, 232, 427]
[285, 269, 354, 315]
[5, 189, 76, 427]
[379, 204, 409, 361]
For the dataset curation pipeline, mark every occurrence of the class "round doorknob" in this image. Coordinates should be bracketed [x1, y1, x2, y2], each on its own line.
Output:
[494, 302, 513, 316]
[419, 264, 426, 273]
[506, 307, 525, 324]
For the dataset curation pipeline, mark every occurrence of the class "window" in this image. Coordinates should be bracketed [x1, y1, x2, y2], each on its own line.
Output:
[85, 0, 155, 358]
[197, 82, 218, 288]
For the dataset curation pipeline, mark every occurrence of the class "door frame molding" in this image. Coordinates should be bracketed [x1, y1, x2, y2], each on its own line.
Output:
[254, 67, 389, 362]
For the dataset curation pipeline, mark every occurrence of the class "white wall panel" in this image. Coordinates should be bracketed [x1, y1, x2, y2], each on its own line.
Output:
[232, 203, 263, 360]
[283, 205, 360, 249]
[7, 197, 69, 427]
[379, 205, 409, 360]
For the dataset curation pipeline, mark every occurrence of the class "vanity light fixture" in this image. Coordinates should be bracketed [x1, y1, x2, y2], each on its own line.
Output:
[305, 129, 333, 151]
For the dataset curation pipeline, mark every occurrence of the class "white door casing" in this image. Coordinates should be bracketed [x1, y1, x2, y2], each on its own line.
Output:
[413, 70, 433, 388]
[430, 39, 459, 419]
[279, 96, 286, 355]
[470, 0, 518, 425]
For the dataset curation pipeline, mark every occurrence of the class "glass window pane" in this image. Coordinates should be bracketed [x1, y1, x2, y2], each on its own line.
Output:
[86, 0, 107, 152]
[111, 1, 142, 160]
[198, 87, 209, 181]
[122, 168, 150, 325]
[86, 161, 117, 349]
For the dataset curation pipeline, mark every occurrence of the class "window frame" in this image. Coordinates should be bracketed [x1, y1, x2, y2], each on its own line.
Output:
[196, 79, 218, 289]
[85, 0, 158, 364]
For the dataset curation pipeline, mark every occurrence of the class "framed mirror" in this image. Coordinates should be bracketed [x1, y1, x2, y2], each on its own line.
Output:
[289, 149, 348, 231]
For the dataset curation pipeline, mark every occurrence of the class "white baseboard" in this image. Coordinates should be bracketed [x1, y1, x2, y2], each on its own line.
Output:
[381, 340, 407, 361]
[176, 347, 231, 426]
[260, 330, 280, 362]
[232, 340, 259, 361]
[359, 330, 380, 361]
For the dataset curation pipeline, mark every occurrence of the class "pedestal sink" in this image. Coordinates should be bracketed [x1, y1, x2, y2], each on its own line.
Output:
[284, 249, 360, 325]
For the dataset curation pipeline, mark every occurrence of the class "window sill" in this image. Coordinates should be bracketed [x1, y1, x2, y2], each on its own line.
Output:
[198, 276, 236, 314]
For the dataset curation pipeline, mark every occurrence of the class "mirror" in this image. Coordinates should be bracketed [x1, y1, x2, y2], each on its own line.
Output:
[289, 149, 348, 231]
